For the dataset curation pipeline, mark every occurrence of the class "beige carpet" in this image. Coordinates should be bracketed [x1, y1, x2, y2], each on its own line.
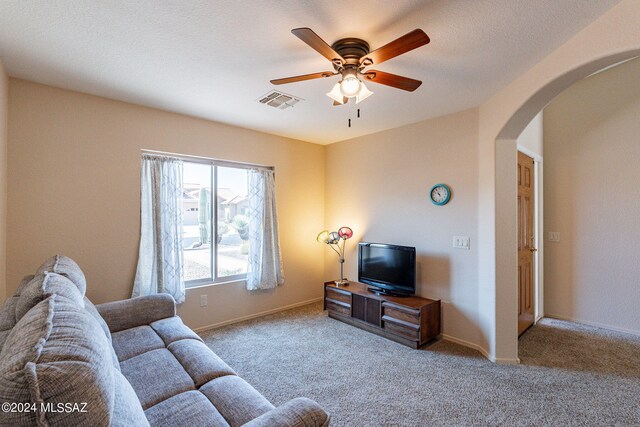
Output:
[199, 302, 640, 426]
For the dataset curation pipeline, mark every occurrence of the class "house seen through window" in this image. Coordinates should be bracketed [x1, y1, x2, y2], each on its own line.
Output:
[183, 162, 250, 285]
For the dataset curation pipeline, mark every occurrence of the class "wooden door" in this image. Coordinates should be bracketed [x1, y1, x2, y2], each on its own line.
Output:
[517, 152, 535, 336]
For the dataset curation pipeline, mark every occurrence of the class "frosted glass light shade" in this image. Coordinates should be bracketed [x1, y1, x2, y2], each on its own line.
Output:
[355, 82, 373, 104]
[328, 232, 340, 244]
[340, 76, 361, 97]
[326, 83, 345, 104]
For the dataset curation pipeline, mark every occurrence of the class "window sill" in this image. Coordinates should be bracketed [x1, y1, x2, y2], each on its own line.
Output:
[185, 278, 246, 290]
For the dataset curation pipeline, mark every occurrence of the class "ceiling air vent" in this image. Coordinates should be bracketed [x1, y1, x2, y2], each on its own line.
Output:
[257, 90, 302, 110]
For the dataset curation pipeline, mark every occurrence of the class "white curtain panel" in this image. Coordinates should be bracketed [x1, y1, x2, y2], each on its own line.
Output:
[247, 169, 284, 290]
[132, 154, 185, 303]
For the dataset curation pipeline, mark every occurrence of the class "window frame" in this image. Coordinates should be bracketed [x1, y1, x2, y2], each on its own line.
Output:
[142, 150, 273, 288]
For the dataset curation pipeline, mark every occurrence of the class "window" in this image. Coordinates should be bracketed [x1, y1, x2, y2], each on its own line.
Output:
[182, 161, 250, 285]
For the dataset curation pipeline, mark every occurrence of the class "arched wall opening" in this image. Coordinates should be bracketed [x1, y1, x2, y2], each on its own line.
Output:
[477, 0, 640, 363]
[493, 50, 640, 362]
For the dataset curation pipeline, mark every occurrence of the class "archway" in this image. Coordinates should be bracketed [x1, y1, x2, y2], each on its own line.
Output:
[477, 0, 640, 363]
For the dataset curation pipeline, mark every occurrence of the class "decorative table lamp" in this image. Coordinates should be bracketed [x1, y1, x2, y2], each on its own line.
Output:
[317, 226, 353, 286]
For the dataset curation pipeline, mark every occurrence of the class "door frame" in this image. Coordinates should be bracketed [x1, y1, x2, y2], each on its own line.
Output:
[517, 146, 543, 323]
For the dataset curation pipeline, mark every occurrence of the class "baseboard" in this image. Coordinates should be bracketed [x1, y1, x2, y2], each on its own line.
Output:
[441, 334, 520, 364]
[441, 334, 490, 359]
[192, 297, 323, 333]
[493, 357, 521, 365]
[544, 313, 640, 337]
[441, 334, 490, 361]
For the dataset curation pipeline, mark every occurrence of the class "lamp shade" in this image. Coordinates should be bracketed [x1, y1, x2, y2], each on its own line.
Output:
[338, 227, 353, 239]
[355, 82, 373, 104]
[326, 83, 345, 104]
[328, 232, 340, 244]
[316, 230, 330, 244]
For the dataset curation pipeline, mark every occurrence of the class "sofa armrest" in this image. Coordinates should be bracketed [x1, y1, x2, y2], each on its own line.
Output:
[243, 398, 329, 427]
[96, 294, 176, 333]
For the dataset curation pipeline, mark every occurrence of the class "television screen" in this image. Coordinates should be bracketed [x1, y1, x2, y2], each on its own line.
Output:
[358, 243, 416, 296]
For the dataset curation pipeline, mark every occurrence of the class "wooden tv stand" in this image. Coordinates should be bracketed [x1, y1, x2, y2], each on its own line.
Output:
[323, 281, 441, 349]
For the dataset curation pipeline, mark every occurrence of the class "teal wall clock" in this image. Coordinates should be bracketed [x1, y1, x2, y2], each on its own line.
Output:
[429, 183, 451, 205]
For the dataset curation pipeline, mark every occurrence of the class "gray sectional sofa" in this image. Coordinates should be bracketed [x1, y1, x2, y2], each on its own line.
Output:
[0, 255, 329, 426]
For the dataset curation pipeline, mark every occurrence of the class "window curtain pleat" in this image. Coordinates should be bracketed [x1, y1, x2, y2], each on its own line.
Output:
[247, 169, 284, 290]
[132, 154, 185, 303]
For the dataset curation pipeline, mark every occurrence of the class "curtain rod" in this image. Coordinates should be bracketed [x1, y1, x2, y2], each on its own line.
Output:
[141, 149, 274, 171]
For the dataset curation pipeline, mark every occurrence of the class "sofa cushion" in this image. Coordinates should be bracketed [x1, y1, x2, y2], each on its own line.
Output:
[0, 295, 116, 426]
[112, 370, 150, 427]
[0, 297, 19, 331]
[168, 339, 236, 387]
[0, 330, 9, 352]
[0, 275, 36, 352]
[15, 273, 84, 321]
[84, 297, 112, 342]
[200, 375, 275, 427]
[119, 348, 195, 410]
[112, 325, 166, 362]
[144, 391, 229, 427]
[36, 254, 87, 295]
[15, 274, 36, 296]
[150, 316, 202, 346]
[84, 297, 121, 371]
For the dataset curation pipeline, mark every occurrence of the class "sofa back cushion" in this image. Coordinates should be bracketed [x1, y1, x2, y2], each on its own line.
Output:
[0, 275, 35, 352]
[0, 295, 118, 426]
[36, 254, 87, 295]
[83, 297, 122, 372]
[84, 297, 112, 341]
[15, 273, 85, 322]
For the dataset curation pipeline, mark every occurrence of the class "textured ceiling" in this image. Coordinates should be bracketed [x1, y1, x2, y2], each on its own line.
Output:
[0, 1, 620, 144]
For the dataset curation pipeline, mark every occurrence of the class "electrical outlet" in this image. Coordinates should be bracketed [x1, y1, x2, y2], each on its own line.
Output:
[453, 236, 470, 249]
[548, 232, 560, 242]
[200, 294, 208, 307]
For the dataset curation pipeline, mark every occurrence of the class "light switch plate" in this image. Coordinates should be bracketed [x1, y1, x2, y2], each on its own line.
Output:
[200, 294, 208, 307]
[453, 236, 470, 249]
[549, 232, 560, 242]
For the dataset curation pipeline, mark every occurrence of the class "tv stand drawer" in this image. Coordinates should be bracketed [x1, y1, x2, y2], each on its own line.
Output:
[325, 288, 351, 305]
[382, 316, 420, 341]
[326, 300, 350, 317]
[382, 303, 419, 325]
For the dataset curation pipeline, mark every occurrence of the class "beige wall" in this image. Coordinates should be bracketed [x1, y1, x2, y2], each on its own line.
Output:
[325, 109, 480, 347]
[7, 79, 325, 330]
[0, 60, 8, 303]
[543, 57, 640, 334]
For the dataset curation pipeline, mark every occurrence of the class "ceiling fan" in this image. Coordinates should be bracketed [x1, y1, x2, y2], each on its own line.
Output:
[271, 27, 430, 106]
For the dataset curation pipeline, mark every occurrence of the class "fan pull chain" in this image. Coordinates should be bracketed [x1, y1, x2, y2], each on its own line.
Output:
[347, 108, 361, 127]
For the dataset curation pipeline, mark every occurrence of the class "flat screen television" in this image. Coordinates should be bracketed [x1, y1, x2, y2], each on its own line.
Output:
[358, 242, 416, 296]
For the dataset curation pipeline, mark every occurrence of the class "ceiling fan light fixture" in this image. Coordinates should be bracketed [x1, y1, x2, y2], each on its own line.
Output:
[274, 28, 429, 107]
[326, 82, 345, 104]
[355, 81, 373, 104]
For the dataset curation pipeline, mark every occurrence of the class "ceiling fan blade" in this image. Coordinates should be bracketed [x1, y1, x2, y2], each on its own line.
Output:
[360, 29, 430, 66]
[291, 28, 345, 65]
[271, 71, 336, 85]
[362, 70, 422, 91]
